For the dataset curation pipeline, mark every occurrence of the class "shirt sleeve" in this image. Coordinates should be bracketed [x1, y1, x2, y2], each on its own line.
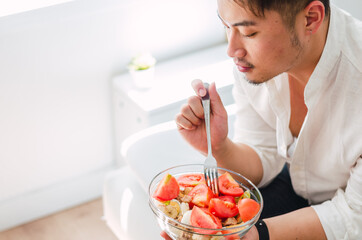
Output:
[311, 156, 362, 239]
[232, 69, 286, 187]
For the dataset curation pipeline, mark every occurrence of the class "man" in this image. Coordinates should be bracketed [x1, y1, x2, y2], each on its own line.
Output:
[173, 0, 362, 239]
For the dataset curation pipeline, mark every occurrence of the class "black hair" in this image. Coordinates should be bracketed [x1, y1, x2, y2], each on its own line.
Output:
[234, 0, 330, 29]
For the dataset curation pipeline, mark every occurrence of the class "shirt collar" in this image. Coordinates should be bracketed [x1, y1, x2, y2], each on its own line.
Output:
[304, 4, 344, 108]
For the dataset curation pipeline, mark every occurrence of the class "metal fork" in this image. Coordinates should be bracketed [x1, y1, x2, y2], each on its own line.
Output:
[201, 83, 219, 197]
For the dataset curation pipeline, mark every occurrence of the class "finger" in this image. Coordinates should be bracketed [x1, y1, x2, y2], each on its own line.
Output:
[208, 82, 227, 116]
[191, 79, 207, 97]
[187, 96, 204, 119]
[175, 112, 196, 130]
[180, 103, 202, 125]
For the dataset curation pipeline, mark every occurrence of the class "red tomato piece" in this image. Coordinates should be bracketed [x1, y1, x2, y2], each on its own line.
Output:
[218, 195, 236, 204]
[237, 198, 260, 222]
[152, 173, 180, 201]
[177, 173, 205, 187]
[190, 206, 222, 234]
[218, 172, 244, 197]
[209, 196, 239, 218]
[188, 183, 214, 208]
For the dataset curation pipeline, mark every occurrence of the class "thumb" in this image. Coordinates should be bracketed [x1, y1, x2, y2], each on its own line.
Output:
[209, 82, 226, 116]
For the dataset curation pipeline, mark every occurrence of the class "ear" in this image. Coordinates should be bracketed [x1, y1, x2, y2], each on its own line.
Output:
[304, 1, 325, 35]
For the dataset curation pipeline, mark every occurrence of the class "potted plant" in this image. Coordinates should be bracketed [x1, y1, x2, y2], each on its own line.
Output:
[128, 53, 157, 89]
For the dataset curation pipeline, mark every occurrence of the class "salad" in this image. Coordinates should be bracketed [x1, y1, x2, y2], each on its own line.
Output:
[152, 172, 260, 239]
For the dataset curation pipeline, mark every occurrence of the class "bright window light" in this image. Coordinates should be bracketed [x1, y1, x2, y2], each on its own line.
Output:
[0, 0, 73, 17]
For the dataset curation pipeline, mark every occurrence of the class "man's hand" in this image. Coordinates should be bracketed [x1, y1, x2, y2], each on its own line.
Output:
[175, 79, 228, 155]
[160, 227, 258, 240]
[241, 226, 259, 240]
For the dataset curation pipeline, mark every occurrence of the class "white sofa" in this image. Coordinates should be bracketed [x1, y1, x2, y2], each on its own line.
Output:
[103, 105, 236, 240]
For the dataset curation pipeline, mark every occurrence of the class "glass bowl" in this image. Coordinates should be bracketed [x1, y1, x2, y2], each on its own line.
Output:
[148, 164, 263, 240]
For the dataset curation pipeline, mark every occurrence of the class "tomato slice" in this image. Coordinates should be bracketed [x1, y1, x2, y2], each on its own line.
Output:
[218, 195, 236, 203]
[218, 172, 244, 197]
[177, 173, 205, 187]
[209, 196, 239, 218]
[188, 183, 214, 208]
[237, 198, 260, 222]
[190, 206, 222, 234]
[152, 173, 180, 201]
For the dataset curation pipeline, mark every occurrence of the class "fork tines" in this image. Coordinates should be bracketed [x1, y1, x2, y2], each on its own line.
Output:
[204, 168, 219, 197]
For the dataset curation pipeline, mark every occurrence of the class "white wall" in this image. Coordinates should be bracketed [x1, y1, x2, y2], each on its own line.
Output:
[0, 0, 225, 231]
[331, 0, 362, 20]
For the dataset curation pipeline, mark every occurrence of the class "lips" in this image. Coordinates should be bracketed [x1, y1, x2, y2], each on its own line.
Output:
[234, 59, 254, 73]
[236, 65, 252, 72]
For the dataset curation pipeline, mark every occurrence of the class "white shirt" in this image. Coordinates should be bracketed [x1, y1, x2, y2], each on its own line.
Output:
[232, 5, 362, 240]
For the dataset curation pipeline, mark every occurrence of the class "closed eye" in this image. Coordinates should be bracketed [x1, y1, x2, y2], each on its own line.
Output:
[244, 32, 257, 38]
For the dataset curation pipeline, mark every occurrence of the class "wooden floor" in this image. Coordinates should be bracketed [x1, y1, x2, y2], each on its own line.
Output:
[0, 198, 118, 240]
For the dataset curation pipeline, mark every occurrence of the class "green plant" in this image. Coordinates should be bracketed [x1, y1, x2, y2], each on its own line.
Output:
[128, 53, 156, 71]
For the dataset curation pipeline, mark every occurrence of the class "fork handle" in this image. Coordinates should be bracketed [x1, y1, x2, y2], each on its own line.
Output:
[201, 83, 212, 157]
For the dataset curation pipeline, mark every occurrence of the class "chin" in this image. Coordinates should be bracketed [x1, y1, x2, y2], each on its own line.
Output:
[243, 75, 268, 86]
[243, 72, 276, 85]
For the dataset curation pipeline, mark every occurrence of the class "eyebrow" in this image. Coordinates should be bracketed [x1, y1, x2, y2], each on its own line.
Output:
[217, 12, 257, 27]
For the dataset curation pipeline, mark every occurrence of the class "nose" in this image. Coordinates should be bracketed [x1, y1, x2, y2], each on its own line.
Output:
[226, 29, 247, 59]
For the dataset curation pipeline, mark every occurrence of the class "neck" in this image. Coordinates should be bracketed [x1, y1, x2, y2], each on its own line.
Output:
[288, 15, 330, 88]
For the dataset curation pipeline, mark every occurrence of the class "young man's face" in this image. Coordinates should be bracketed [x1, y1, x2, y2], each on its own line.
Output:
[218, 0, 305, 84]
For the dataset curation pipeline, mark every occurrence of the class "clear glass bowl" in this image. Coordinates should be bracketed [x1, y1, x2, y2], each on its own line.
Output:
[148, 164, 263, 240]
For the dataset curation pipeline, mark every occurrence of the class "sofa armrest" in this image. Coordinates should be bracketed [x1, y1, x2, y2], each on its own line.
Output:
[121, 104, 236, 192]
[121, 121, 203, 191]
[103, 166, 161, 240]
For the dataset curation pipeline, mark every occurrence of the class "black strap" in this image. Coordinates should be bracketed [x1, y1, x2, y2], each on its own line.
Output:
[255, 219, 270, 240]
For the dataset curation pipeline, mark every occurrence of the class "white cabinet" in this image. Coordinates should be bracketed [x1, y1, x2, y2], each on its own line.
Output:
[113, 44, 235, 165]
